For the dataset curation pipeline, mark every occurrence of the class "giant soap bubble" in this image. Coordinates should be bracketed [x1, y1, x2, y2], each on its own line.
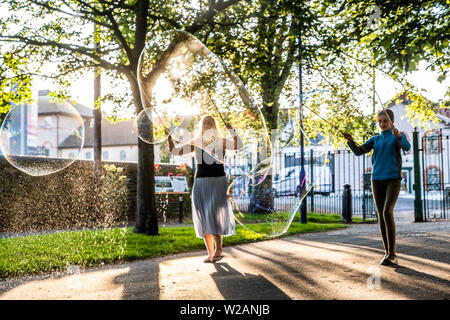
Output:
[227, 98, 333, 236]
[136, 29, 331, 237]
[0, 96, 84, 176]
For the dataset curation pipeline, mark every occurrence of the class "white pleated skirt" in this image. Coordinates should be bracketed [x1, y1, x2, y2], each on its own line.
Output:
[192, 176, 236, 238]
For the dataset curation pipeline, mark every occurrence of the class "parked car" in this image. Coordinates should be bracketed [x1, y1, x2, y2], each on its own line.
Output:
[272, 165, 332, 197]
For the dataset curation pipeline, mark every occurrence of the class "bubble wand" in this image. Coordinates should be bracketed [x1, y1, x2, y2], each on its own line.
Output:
[300, 103, 345, 134]
[300, 102, 369, 152]
[198, 77, 228, 127]
[204, 88, 228, 126]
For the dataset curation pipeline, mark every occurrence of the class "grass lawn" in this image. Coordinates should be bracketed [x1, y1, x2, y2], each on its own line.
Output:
[0, 213, 375, 279]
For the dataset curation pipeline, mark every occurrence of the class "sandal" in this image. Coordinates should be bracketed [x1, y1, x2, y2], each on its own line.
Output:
[203, 257, 215, 263]
[213, 255, 224, 262]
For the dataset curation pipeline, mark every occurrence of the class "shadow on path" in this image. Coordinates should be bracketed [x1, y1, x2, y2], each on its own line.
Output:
[0, 221, 448, 300]
[393, 265, 450, 286]
[113, 259, 161, 300]
[211, 262, 291, 300]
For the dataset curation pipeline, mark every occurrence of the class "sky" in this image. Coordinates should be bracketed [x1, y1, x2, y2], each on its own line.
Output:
[375, 61, 449, 105]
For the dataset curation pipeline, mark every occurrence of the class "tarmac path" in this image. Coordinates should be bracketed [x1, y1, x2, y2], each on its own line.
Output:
[0, 213, 448, 300]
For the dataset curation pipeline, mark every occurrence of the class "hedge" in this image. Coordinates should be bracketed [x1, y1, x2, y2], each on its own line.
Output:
[0, 157, 193, 234]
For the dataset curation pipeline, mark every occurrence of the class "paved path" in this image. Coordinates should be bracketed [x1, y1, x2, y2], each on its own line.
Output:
[0, 213, 449, 300]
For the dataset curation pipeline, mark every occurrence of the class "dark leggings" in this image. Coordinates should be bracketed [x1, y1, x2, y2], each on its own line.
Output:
[371, 179, 401, 256]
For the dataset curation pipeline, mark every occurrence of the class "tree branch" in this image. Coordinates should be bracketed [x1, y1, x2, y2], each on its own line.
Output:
[105, 10, 134, 59]
[29, 0, 114, 30]
[0, 35, 124, 73]
[276, 36, 296, 89]
[146, 12, 182, 29]
[9, 66, 87, 82]
[97, 0, 136, 10]
[185, 0, 242, 34]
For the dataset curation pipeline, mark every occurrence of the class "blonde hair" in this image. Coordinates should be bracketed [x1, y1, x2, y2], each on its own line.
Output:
[199, 115, 219, 132]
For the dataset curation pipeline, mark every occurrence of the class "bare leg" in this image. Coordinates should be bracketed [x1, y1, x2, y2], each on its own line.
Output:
[203, 234, 215, 261]
[213, 234, 223, 257]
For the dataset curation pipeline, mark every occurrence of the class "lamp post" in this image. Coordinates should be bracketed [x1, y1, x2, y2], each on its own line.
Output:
[93, 22, 102, 183]
[372, 51, 376, 133]
[413, 127, 424, 222]
[298, 27, 307, 224]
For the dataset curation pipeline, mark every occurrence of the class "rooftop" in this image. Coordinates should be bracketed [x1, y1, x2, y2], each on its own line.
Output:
[59, 118, 137, 148]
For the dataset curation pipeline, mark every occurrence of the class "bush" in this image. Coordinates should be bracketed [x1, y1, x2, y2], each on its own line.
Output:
[0, 158, 128, 233]
[0, 158, 193, 233]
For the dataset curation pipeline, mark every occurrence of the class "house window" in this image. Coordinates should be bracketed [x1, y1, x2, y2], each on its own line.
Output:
[85, 151, 92, 159]
[44, 116, 52, 129]
[424, 131, 441, 154]
[120, 150, 126, 161]
[37, 146, 50, 157]
[69, 152, 76, 159]
[102, 151, 109, 160]
[425, 167, 441, 191]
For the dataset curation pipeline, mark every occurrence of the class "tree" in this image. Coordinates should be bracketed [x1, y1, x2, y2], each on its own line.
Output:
[0, 51, 33, 123]
[327, 0, 449, 80]
[200, 0, 384, 144]
[320, 0, 449, 125]
[207, 0, 449, 144]
[194, 0, 374, 211]
[0, 0, 242, 235]
[202, 1, 309, 131]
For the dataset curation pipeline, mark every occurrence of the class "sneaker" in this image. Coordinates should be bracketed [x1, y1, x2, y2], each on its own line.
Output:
[380, 254, 398, 266]
[379, 253, 389, 265]
[386, 254, 398, 265]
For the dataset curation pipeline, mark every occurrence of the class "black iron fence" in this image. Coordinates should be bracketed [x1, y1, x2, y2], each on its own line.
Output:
[421, 131, 450, 220]
[223, 129, 450, 222]
[225, 148, 377, 220]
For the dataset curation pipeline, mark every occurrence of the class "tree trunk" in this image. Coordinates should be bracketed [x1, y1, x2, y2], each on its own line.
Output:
[127, 71, 158, 235]
[249, 176, 274, 213]
[135, 136, 158, 235]
[93, 23, 102, 221]
[249, 128, 274, 214]
[248, 86, 281, 214]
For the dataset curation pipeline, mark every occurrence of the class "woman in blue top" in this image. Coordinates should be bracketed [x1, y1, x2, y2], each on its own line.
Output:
[343, 109, 411, 266]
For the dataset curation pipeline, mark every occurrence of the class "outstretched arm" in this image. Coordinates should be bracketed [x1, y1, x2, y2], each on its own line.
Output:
[168, 135, 195, 156]
[343, 133, 373, 156]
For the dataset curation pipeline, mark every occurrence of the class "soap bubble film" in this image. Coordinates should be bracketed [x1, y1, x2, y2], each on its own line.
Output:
[228, 107, 333, 237]
[136, 29, 270, 158]
[0, 96, 84, 176]
[0, 95, 129, 278]
[135, 30, 333, 237]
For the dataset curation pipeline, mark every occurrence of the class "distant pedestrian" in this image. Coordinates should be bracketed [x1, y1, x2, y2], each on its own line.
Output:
[168, 115, 243, 263]
[343, 109, 411, 266]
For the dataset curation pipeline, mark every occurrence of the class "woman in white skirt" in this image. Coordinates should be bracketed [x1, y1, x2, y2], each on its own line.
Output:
[168, 115, 243, 263]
